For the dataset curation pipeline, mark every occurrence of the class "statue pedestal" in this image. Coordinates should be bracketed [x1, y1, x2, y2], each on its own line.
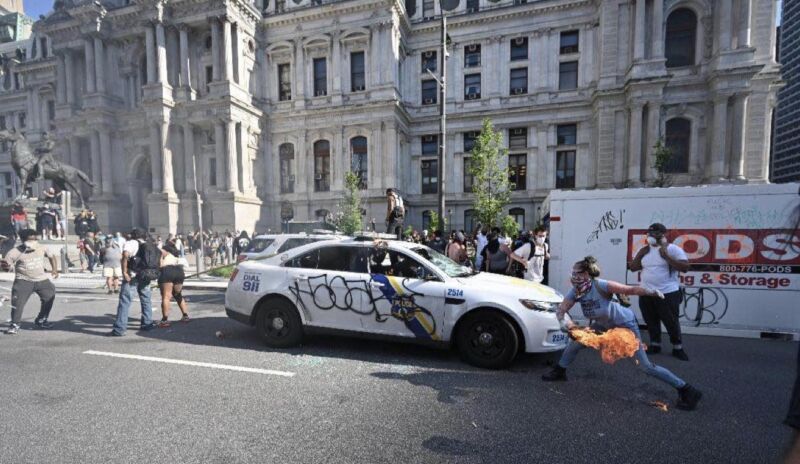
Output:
[206, 191, 262, 232]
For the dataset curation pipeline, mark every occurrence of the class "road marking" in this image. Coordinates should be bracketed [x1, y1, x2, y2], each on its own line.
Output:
[83, 350, 295, 377]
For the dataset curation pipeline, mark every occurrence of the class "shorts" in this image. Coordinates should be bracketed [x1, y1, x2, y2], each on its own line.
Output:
[158, 265, 185, 285]
[103, 267, 122, 278]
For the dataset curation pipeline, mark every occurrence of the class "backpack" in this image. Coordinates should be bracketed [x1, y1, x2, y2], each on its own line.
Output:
[392, 194, 405, 218]
[132, 241, 161, 281]
[486, 248, 509, 274]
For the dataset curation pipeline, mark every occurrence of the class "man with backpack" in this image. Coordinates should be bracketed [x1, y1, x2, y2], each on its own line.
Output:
[512, 226, 550, 283]
[481, 228, 527, 275]
[109, 229, 160, 336]
[385, 188, 405, 240]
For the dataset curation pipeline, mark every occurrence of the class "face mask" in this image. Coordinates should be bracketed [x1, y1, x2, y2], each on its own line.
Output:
[647, 236, 658, 246]
[571, 275, 592, 296]
[535, 237, 545, 245]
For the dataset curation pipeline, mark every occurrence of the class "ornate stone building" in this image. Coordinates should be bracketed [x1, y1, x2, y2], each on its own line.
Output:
[0, 0, 783, 234]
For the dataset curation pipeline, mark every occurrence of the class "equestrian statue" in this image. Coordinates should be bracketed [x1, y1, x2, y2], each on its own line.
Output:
[0, 129, 95, 207]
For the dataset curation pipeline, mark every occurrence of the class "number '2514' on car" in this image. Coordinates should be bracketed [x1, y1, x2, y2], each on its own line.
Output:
[225, 238, 569, 369]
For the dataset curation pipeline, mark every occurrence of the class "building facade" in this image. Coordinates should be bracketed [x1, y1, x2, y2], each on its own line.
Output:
[0, 0, 782, 234]
[773, 0, 799, 182]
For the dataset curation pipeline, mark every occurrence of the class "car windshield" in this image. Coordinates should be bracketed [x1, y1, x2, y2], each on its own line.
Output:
[247, 238, 275, 253]
[411, 246, 474, 278]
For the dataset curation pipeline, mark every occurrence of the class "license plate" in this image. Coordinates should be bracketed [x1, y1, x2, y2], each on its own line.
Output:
[548, 332, 568, 344]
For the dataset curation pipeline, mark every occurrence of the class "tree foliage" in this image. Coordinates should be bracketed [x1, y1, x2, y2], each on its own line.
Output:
[469, 118, 512, 228]
[651, 139, 674, 188]
[332, 171, 363, 235]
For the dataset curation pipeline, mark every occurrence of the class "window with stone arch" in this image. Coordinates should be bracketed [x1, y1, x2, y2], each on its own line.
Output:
[313, 140, 331, 192]
[664, 118, 691, 173]
[350, 136, 368, 190]
[665, 8, 697, 68]
[279, 143, 294, 194]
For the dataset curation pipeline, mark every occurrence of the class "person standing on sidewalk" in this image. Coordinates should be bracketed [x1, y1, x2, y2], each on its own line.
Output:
[3, 229, 59, 334]
[629, 223, 691, 361]
[109, 229, 159, 337]
[84, 231, 97, 273]
[102, 238, 122, 294]
[157, 238, 190, 327]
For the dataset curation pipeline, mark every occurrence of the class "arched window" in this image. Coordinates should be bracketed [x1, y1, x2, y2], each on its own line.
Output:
[279, 143, 294, 194]
[509, 207, 525, 230]
[405, 0, 416, 16]
[422, 210, 433, 232]
[665, 118, 690, 173]
[665, 8, 697, 68]
[313, 140, 330, 192]
[464, 209, 476, 234]
[350, 136, 368, 190]
[315, 209, 330, 221]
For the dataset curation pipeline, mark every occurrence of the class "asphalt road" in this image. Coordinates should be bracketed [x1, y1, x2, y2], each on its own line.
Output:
[0, 288, 795, 464]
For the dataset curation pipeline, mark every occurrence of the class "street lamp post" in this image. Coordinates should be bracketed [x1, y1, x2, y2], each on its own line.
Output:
[437, 13, 447, 229]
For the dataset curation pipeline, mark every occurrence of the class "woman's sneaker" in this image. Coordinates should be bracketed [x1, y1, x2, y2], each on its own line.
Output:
[541, 366, 567, 382]
[5, 324, 19, 335]
[676, 384, 702, 410]
[34, 320, 54, 329]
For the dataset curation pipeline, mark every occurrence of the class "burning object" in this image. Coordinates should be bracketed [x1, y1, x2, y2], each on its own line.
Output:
[568, 327, 640, 364]
[649, 400, 669, 412]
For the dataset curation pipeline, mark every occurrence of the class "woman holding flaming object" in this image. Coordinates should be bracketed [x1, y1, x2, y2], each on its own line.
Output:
[542, 256, 702, 411]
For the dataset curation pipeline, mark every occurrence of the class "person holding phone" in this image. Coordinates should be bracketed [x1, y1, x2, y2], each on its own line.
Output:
[629, 223, 691, 361]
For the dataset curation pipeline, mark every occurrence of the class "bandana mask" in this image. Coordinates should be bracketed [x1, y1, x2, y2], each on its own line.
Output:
[570, 275, 592, 298]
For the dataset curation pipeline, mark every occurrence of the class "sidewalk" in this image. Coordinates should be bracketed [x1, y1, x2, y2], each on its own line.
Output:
[0, 269, 228, 291]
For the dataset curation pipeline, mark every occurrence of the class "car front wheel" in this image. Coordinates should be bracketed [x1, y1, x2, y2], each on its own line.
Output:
[456, 310, 519, 369]
[255, 298, 303, 348]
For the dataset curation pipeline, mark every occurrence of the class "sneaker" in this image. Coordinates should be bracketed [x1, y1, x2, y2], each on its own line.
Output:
[672, 348, 689, 361]
[676, 384, 702, 411]
[180, 314, 190, 323]
[646, 344, 661, 355]
[34, 320, 54, 329]
[5, 324, 19, 335]
[157, 319, 171, 328]
[139, 323, 157, 332]
[107, 330, 124, 337]
[541, 366, 567, 382]
[107, 290, 113, 295]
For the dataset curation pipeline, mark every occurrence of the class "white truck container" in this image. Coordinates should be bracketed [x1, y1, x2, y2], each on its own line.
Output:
[544, 183, 800, 338]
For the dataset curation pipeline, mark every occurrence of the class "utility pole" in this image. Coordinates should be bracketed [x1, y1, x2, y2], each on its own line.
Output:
[191, 150, 204, 273]
[437, 14, 447, 229]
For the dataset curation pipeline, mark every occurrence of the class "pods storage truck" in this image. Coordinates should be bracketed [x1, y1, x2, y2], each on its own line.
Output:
[544, 183, 800, 338]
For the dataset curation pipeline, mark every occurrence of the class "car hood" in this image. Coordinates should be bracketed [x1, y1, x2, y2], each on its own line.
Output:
[456, 272, 563, 303]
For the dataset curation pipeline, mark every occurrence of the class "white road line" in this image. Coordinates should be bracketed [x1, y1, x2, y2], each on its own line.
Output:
[83, 350, 295, 377]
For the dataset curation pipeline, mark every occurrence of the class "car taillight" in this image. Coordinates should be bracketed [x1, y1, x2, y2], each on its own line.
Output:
[237, 254, 247, 263]
[229, 268, 239, 282]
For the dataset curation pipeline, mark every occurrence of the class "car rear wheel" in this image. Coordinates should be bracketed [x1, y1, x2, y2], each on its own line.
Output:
[255, 298, 303, 348]
[456, 310, 519, 369]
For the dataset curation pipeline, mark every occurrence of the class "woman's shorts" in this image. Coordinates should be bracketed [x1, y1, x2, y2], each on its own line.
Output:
[158, 265, 185, 285]
[103, 267, 122, 278]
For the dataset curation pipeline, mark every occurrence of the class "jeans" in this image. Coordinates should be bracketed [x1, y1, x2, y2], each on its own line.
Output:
[10, 279, 56, 324]
[386, 218, 404, 240]
[111, 277, 153, 335]
[557, 321, 686, 389]
[640, 290, 684, 347]
[87, 254, 97, 272]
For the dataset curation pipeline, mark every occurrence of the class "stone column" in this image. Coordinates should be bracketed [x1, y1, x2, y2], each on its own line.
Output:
[729, 94, 747, 180]
[719, 0, 732, 52]
[179, 25, 192, 90]
[99, 128, 113, 194]
[633, 0, 646, 60]
[89, 130, 102, 195]
[94, 36, 106, 93]
[84, 37, 96, 93]
[210, 18, 221, 81]
[160, 122, 174, 194]
[149, 123, 163, 192]
[155, 22, 168, 85]
[64, 51, 75, 105]
[222, 18, 233, 81]
[30, 89, 40, 131]
[145, 23, 156, 84]
[294, 40, 305, 99]
[56, 54, 67, 104]
[737, 0, 751, 48]
[214, 121, 225, 189]
[68, 137, 80, 169]
[652, 0, 664, 58]
[627, 103, 643, 184]
[262, 49, 270, 102]
[710, 96, 729, 180]
[226, 120, 239, 193]
[645, 102, 660, 180]
[331, 34, 341, 94]
[183, 123, 196, 190]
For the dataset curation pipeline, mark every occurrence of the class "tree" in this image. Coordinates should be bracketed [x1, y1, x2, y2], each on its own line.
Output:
[500, 215, 520, 238]
[332, 171, 363, 235]
[651, 139, 674, 188]
[469, 118, 512, 228]
[428, 211, 447, 233]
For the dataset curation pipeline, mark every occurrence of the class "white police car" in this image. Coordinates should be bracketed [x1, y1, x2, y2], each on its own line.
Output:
[225, 238, 568, 369]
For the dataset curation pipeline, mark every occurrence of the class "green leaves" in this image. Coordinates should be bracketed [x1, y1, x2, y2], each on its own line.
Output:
[469, 118, 512, 228]
[333, 171, 363, 235]
[651, 139, 674, 188]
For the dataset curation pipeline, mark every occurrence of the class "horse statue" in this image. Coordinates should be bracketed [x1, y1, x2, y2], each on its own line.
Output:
[0, 129, 95, 207]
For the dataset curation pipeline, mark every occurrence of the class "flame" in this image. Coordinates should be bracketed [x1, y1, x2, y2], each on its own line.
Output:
[650, 400, 669, 412]
[568, 327, 641, 364]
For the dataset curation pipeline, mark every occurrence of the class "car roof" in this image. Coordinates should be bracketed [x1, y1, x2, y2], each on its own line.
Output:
[253, 233, 343, 240]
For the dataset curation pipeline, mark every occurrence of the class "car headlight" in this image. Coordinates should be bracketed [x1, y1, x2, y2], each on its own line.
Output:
[519, 299, 558, 312]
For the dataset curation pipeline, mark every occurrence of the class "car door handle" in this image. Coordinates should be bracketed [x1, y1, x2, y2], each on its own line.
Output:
[370, 282, 385, 288]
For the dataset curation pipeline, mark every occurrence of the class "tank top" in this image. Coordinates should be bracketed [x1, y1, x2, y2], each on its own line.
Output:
[565, 279, 635, 328]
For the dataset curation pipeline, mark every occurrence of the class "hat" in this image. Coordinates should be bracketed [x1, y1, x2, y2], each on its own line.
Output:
[18, 229, 38, 242]
[647, 223, 667, 234]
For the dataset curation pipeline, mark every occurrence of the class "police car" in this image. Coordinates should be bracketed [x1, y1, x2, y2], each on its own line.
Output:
[225, 238, 568, 369]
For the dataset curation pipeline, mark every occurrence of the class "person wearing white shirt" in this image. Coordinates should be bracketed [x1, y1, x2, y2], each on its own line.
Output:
[513, 226, 550, 283]
[629, 223, 691, 361]
[474, 227, 488, 270]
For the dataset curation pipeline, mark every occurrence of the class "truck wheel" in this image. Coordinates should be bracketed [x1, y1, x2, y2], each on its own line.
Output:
[255, 299, 303, 348]
[456, 310, 519, 369]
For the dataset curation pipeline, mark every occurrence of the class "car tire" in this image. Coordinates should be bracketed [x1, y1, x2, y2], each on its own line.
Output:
[456, 310, 519, 369]
[255, 298, 303, 348]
